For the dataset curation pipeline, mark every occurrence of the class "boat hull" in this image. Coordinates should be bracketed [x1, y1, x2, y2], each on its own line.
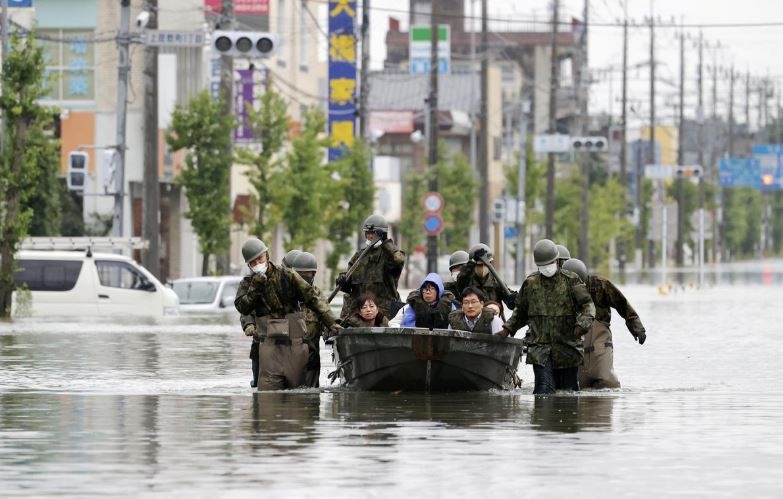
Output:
[332, 327, 526, 392]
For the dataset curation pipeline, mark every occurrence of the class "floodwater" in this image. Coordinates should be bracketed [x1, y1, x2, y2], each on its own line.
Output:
[2, 263, 783, 498]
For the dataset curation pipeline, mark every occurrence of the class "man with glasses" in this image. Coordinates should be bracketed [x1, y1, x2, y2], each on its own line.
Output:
[448, 287, 503, 334]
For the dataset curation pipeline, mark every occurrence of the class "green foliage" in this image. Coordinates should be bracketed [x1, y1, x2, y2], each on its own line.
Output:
[235, 86, 289, 240]
[724, 187, 763, 258]
[278, 107, 331, 248]
[434, 148, 478, 252]
[24, 125, 63, 236]
[166, 91, 234, 273]
[325, 141, 375, 280]
[503, 138, 547, 226]
[58, 182, 85, 236]
[399, 168, 428, 287]
[0, 34, 58, 317]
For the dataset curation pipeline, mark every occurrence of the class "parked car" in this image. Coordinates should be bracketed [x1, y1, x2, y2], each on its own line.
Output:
[13, 249, 179, 318]
[171, 276, 242, 315]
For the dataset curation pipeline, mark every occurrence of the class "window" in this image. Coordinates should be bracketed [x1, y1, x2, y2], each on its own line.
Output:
[220, 282, 239, 303]
[172, 281, 219, 305]
[15, 260, 83, 291]
[39, 29, 95, 102]
[95, 260, 150, 290]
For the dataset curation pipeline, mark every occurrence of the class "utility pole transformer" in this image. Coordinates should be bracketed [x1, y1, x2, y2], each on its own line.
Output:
[114, 0, 131, 239]
[142, 0, 160, 276]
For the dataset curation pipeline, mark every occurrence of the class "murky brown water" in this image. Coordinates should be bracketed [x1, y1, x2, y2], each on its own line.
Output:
[2, 268, 783, 497]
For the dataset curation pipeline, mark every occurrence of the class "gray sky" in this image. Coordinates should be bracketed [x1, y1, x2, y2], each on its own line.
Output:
[369, 0, 783, 135]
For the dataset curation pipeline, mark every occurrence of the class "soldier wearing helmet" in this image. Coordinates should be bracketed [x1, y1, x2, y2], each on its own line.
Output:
[498, 238, 596, 395]
[281, 249, 302, 269]
[291, 251, 330, 388]
[562, 258, 647, 389]
[444, 250, 469, 297]
[454, 243, 518, 310]
[556, 244, 571, 268]
[336, 214, 406, 319]
[235, 238, 340, 390]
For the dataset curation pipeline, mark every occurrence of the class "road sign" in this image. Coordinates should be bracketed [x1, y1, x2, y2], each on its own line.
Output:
[422, 191, 444, 213]
[719, 158, 761, 188]
[533, 134, 571, 153]
[141, 30, 205, 48]
[423, 213, 444, 236]
[752, 144, 783, 190]
[645, 164, 702, 179]
[409, 25, 450, 75]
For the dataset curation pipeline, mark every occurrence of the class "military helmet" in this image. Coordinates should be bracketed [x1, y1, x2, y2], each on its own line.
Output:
[562, 258, 588, 282]
[242, 238, 269, 263]
[292, 251, 318, 272]
[282, 249, 302, 269]
[468, 243, 494, 263]
[363, 214, 389, 233]
[533, 239, 559, 266]
[556, 244, 571, 260]
[448, 250, 470, 270]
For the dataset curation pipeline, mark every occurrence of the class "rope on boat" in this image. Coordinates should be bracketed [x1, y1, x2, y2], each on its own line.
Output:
[327, 359, 353, 384]
[506, 366, 523, 388]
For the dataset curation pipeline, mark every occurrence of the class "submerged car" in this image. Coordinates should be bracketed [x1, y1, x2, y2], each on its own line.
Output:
[171, 276, 242, 314]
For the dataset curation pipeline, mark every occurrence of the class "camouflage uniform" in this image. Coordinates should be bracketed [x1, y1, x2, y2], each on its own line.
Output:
[403, 289, 456, 329]
[338, 239, 405, 319]
[301, 284, 331, 388]
[579, 274, 646, 389]
[504, 269, 595, 393]
[448, 308, 496, 334]
[235, 262, 336, 390]
[455, 261, 517, 310]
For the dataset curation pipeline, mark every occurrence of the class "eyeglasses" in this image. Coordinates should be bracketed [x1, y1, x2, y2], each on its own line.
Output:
[422, 285, 437, 292]
[462, 299, 482, 306]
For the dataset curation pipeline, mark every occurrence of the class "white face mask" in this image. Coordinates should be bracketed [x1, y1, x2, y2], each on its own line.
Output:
[451, 271, 459, 280]
[539, 263, 558, 278]
[251, 262, 267, 274]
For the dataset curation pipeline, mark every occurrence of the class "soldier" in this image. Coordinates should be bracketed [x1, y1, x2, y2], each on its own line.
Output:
[281, 249, 302, 270]
[399, 273, 457, 329]
[562, 258, 647, 389]
[291, 251, 331, 388]
[235, 238, 340, 390]
[444, 250, 469, 297]
[498, 239, 596, 395]
[336, 214, 405, 319]
[556, 244, 571, 268]
[455, 243, 517, 310]
[448, 287, 503, 334]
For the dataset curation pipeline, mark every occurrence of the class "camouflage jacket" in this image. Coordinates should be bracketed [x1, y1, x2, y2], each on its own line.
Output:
[504, 269, 595, 368]
[448, 308, 496, 334]
[404, 289, 456, 329]
[300, 285, 332, 342]
[455, 261, 516, 309]
[586, 275, 646, 336]
[234, 262, 336, 329]
[341, 239, 405, 315]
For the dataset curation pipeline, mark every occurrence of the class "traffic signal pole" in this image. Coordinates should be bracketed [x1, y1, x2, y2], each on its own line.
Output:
[113, 0, 131, 238]
[216, 0, 234, 275]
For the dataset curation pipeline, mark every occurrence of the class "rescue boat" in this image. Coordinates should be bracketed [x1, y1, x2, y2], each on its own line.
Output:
[329, 327, 525, 392]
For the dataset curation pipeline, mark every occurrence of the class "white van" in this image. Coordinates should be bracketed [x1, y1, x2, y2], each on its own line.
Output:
[13, 249, 179, 318]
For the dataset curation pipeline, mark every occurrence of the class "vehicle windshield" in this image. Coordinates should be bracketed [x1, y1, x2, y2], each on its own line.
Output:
[172, 281, 219, 304]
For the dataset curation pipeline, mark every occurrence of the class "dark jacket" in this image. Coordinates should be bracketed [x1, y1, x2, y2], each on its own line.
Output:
[401, 273, 456, 329]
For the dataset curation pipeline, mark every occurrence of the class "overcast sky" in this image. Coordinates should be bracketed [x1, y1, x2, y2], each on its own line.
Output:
[368, 0, 783, 135]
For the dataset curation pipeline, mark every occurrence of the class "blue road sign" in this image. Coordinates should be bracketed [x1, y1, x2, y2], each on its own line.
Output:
[8, 0, 33, 7]
[719, 158, 761, 188]
[504, 226, 518, 239]
[423, 214, 444, 236]
[752, 144, 783, 190]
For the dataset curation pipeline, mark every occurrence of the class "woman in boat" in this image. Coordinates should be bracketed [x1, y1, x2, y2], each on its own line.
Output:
[448, 287, 504, 334]
[342, 292, 389, 328]
[399, 273, 457, 330]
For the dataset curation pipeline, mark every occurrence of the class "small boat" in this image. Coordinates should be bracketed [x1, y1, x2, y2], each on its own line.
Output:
[330, 327, 526, 392]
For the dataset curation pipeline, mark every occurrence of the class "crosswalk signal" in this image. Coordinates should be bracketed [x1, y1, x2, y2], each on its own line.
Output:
[571, 136, 607, 152]
[212, 30, 279, 58]
[67, 151, 88, 192]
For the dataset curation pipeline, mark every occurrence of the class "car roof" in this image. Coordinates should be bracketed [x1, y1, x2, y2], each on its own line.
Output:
[16, 250, 135, 261]
[172, 276, 243, 283]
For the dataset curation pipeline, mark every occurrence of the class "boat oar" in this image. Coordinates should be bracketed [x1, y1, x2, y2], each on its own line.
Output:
[327, 242, 375, 304]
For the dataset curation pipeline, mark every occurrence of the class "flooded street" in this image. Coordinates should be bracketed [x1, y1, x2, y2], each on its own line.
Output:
[2, 266, 783, 497]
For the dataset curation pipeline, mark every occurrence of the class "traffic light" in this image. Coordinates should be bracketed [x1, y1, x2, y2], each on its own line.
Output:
[67, 151, 88, 192]
[211, 31, 279, 57]
[571, 136, 607, 152]
[675, 166, 703, 177]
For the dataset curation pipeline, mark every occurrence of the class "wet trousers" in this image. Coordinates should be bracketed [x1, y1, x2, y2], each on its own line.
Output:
[249, 341, 260, 388]
[578, 321, 621, 389]
[533, 356, 579, 394]
[304, 339, 320, 388]
[257, 338, 309, 390]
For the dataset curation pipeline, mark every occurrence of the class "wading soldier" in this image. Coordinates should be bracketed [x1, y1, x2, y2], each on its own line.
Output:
[291, 251, 331, 388]
[562, 258, 647, 389]
[498, 239, 595, 394]
[336, 214, 405, 319]
[235, 238, 340, 390]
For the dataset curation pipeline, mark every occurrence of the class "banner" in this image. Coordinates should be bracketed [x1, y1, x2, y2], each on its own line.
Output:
[328, 0, 357, 161]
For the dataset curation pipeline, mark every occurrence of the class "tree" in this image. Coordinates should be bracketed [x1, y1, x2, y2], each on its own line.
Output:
[23, 124, 63, 236]
[435, 148, 478, 253]
[325, 141, 375, 282]
[0, 34, 59, 318]
[235, 85, 288, 240]
[277, 107, 332, 249]
[166, 91, 234, 275]
[398, 169, 428, 288]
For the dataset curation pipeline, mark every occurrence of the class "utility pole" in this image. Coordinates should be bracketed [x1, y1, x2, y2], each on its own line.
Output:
[722, 65, 736, 262]
[469, 0, 477, 194]
[710, 49, 719, 262]
[516, 99, 527, 280]
[578, 0, 589, 264]
[618, 10, 629, 277]
[217, 0, 234, 274]
[479, 0, 490, 243]
[358, 0, 370, 139]
[544, 0, 559, 239]
[646, 10, 656, 268]
[745, 70, 751, 134]
[426, 0, 439, 273]
[697, 31, 705, 283]
[675, 28, 685, 267]
[142, 0, 160, 276]
[113, 0, 131, 239]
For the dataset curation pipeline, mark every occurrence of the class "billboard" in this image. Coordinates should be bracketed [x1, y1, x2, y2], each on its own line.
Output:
[327, 0, 357, 161]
